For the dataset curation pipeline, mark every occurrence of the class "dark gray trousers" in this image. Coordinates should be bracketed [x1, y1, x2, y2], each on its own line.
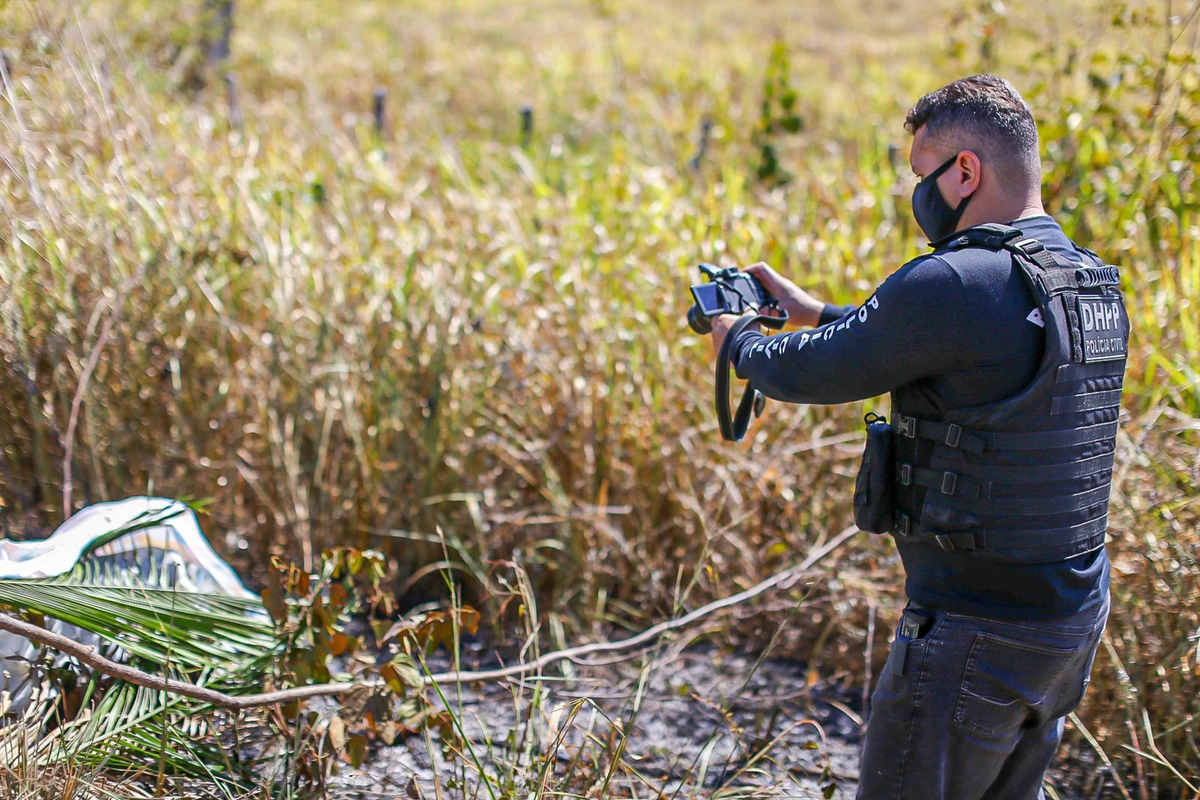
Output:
[856, 593, 1109, 799]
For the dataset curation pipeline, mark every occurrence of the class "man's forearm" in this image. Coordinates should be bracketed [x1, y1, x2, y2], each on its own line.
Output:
[727, 256, 975, 406]
[726, 303, 862, 404]
[729, 327, 866, 404]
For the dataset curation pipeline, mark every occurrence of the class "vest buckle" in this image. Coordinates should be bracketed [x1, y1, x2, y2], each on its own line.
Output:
[897, 415, 916, 437]
[941, 472, 958, 495]
[895, 514, 912, 537]
[944, 424, 962, 448]
[898, 463, 912, 486]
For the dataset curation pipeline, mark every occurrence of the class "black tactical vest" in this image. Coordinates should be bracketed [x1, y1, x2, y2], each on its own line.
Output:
[891, 223, 1130, 564]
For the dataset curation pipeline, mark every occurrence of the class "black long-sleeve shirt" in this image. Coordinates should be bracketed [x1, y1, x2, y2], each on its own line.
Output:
[731, 216, 1108, 621]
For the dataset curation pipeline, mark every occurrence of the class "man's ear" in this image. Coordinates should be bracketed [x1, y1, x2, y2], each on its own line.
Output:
[956, 150, 983, 198]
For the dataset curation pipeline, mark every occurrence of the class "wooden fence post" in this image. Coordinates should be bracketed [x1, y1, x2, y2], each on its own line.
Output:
[0, 50, 12, 94]
[225, 71, 243, 129]
[689, 116, 713, 172]
[520, 104, 533, 148]
[206, 0, 235, 67]
[373, 87, 387, 138]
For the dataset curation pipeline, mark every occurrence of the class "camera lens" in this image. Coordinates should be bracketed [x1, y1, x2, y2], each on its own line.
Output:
[687, 304, 713, 335]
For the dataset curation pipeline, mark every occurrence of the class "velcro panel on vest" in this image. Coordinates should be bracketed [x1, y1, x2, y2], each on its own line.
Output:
[1064, 296, 1084, 362]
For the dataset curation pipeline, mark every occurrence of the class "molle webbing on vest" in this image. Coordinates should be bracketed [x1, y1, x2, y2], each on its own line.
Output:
[893, 512, 1110, 560]
[890, 227, 1129, 564]
[894, 415, 1119, 453]
[1051, 389, 1123, 415]
[935, 481, 1113, 516]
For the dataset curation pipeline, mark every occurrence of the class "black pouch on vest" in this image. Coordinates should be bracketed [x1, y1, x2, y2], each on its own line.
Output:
[853, 412, 896, 534]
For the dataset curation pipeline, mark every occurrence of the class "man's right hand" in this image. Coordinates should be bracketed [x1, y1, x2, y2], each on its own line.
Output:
[743, 262, 826, 329]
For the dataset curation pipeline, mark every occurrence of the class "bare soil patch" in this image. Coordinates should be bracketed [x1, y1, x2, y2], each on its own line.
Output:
[325, 641, 1121, 799]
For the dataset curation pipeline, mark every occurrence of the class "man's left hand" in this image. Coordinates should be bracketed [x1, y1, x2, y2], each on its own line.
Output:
[710, 309, 760, 355]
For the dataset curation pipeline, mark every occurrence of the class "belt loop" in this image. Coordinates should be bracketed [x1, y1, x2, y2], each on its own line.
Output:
[941, 472, 958, 495]
[944, 424, 962, 448]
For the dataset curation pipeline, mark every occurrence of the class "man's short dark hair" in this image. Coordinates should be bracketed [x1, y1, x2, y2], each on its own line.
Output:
[905, 75, 1041, 190]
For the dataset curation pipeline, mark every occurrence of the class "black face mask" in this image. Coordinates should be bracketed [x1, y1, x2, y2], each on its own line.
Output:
[912, 154, 974, 244]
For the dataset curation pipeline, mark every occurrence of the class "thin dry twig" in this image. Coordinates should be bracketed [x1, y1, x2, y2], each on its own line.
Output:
[62, 310, 117, 518]
[1069, 711, 1134, 800]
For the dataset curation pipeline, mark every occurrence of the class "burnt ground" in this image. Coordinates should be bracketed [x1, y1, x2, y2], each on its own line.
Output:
[323, 645, 1118, 800]
[328, 646, 861, 799]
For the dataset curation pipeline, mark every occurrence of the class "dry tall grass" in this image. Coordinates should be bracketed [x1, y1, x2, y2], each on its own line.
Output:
[1, 0, 1197, 795]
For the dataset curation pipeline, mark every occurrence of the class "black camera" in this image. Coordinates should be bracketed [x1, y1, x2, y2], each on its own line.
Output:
[686, 263, 788, 441]
[687, 264, 776, 334]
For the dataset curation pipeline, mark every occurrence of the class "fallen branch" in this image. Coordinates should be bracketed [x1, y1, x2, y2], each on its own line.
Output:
[0, 525, 858, 711]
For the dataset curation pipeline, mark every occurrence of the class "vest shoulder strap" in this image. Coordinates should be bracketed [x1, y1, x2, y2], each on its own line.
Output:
[1002, 235, 1123, 296]
[937, 223, 1025, 251]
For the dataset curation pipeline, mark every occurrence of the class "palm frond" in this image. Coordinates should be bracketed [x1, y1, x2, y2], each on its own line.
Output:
[0, 503, 282, 791]
[45, 680, 254, 794]
[0, 581, 275, 677]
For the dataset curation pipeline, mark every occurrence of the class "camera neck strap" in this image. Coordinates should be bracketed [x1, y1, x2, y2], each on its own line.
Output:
[715, 312, 786, 442]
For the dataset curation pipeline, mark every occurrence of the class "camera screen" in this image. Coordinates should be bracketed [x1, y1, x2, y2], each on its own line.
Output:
[691, 284, 724, 315]
[728, 275, 760, 307]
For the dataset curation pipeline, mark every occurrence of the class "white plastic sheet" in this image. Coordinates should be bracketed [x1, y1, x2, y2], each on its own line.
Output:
[0, 497, 257, 718]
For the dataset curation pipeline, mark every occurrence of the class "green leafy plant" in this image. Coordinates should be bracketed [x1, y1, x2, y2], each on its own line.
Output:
[754, 38, 804, 185]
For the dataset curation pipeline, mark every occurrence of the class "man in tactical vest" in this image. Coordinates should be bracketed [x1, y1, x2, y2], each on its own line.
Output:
[709, 75, 1129, 798]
